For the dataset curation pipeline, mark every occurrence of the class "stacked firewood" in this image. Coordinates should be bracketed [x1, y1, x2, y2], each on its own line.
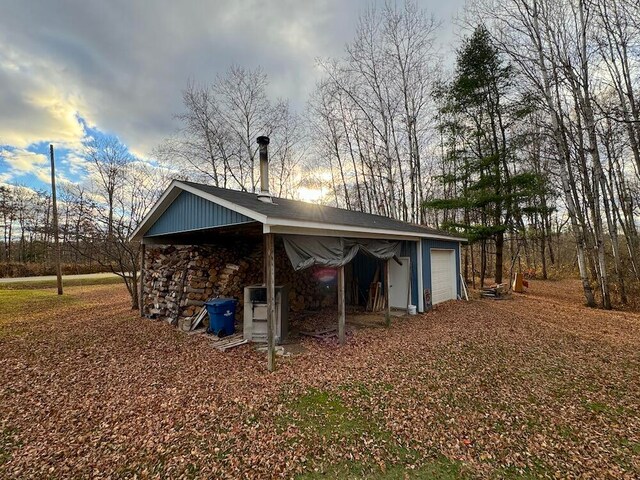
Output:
[142, 240, 329, 324]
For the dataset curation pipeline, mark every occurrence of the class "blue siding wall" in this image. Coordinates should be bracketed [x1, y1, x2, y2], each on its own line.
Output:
[350, 240, 419, 307]
[146, 191, 252, 237]
[421, 239, 461, 306]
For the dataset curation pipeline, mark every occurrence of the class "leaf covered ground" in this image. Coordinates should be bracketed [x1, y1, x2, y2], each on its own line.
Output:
[0, 280, 639, 479]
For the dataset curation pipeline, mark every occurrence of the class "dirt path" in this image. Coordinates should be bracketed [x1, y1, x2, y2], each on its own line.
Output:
[0, 280, 638, 479]
[0, 272, 122, 283]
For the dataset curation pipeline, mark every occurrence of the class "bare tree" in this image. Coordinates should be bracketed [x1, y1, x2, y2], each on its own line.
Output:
[85, 137, 132, 237]
[158, 65, 303, 196]
[67, 137, 170, 308]
[310, 1, 441, 222]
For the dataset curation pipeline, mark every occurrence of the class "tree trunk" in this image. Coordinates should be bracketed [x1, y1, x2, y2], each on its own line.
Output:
[495, 231, 504, 284]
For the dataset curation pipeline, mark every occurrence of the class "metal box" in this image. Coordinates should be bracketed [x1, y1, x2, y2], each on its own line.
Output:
[243, 284, 289, 344]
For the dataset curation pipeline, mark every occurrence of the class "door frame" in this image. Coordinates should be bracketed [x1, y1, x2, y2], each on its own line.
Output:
[429, 248, 457, 304]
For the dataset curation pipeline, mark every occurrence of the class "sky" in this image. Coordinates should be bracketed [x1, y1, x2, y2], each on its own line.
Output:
[0, 0, 465, 193]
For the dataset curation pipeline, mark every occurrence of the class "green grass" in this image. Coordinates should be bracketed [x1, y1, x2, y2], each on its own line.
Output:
[286, 389, 371, 439]
[0, 289, 79, 320]
[619, 438, 640, 455]
[0, 288, 79, 338]
[493, 463, 550, 480]
[583, 400, 625, 418]
[0, 428, 20, 466]
[297, 456, 465, 479]
[0, 276, 123, 291]
[284, 388, 467, 479]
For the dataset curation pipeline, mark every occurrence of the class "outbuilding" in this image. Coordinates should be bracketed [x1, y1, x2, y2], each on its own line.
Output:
[131, 137, 465, 370]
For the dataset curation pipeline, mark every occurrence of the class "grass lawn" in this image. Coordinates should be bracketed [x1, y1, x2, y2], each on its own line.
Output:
[0, 280, 639, 479]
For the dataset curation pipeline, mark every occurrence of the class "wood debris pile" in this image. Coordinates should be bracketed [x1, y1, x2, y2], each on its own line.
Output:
[481, 283, 507, 299]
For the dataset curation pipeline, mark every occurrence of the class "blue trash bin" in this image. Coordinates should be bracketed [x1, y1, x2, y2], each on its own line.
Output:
[205, 298, 237, 336]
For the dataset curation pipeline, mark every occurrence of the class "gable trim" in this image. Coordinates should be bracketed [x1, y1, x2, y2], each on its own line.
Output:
[129, 180, 267, 241]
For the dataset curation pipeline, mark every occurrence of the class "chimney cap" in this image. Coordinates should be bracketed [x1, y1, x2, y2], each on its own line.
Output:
[257, 136, 270, 145]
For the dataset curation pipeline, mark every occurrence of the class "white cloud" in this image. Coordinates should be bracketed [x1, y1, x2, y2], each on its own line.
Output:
[61, 152, 89, 176]
[0, 149, 48, 181]
[0, 47, 87, 150]
[0, 0, 464, 161]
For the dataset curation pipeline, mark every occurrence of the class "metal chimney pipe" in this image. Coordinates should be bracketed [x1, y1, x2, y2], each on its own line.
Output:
[256, 135, 272, 203]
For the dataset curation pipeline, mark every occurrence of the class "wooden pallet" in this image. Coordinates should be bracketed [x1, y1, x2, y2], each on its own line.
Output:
[212, 333, 248, 351]
[300, 327, 338, 340]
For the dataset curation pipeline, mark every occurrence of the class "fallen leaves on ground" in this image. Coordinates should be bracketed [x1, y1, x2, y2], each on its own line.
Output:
[0, 280, 639, 479]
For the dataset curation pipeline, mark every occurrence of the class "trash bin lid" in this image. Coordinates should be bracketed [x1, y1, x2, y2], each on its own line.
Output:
[205, 298, 237, 306]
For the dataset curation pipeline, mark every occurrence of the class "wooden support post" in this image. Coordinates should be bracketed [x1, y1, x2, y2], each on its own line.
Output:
[263, 234, 267, 283]
[139, 242, 145, 316]
[265, 233, 276, 372]
[384, 259, 391, 327]
[337, 264, 345, 345]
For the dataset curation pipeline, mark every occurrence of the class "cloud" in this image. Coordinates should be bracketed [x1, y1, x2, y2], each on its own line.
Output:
[61, 152, 90, 176]
[0, 0, 464, 164]
[0, 148, 49, 182]
[0, 47, 86, 150]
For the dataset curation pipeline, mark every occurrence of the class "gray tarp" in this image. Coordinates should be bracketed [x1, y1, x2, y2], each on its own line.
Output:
[282, 235, 401, 271]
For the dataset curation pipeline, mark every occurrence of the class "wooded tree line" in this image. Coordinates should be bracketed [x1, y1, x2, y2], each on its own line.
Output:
[306, 0, 640, 309]
[0, 138, 167, 307]
[457, 0, 640, 308]
[2, 0, 638, 310]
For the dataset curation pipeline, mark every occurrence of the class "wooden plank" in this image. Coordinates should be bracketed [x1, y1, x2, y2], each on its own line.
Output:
[212, 333, 243, 345]
[265, 232, 276, 372]
[384, 259, 391, 327]
[214, 337, 248, 351]
[190, 303, 211, 331]
[460, 273, 469, 301]
[337, 264, 345, 345]
[300, 329, 338, 340]
[300, 328, 337, 337]
[217, 339, 249, 351]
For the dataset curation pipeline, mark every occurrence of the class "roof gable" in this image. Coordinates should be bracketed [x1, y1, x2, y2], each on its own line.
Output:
[145, 190, 253, 237]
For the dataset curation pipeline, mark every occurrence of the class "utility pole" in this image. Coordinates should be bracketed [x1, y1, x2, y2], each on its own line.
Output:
[49, 144, 63, 295]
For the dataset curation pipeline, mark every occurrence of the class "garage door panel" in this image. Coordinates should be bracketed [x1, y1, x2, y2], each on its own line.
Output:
[430, 250, 456, 305]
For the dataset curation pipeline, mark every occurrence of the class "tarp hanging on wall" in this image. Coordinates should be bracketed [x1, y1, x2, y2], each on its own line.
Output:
[282, 235, 401, 271]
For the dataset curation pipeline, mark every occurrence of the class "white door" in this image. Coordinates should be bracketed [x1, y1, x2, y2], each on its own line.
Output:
[388, 257, 410, 309]
[430, 250, 456, 305]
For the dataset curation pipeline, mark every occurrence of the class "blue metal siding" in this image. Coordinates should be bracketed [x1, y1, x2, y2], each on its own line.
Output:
[421, 239, 461, 305]
[145, 191, 252, 237]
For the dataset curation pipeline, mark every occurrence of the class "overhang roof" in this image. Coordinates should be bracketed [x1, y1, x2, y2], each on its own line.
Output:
[130, 180, 467, 242]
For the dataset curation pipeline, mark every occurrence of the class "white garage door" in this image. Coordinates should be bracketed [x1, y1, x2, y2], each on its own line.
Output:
[430, 250, 456, 305]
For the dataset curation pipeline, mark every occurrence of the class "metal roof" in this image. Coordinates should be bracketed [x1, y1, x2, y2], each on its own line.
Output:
[131, 180, 467, 242]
